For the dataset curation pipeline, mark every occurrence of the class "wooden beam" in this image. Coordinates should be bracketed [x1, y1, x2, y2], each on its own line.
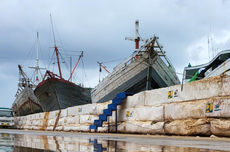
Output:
[53, 110, 61, 131]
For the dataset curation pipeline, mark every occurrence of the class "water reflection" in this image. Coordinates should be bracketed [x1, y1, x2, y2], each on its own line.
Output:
[0, 133, 229, 152]
[0, 133, 14, 152]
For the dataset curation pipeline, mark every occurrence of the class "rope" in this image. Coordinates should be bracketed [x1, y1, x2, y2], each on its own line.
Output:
[82, 58, 91, 88]
[101, 58, 127, 64]
[21, 38, 37, 65]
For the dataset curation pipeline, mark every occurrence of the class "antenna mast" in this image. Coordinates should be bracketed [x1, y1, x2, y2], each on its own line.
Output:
[210, 25, 214, 58]
[208, 35, 210, 61]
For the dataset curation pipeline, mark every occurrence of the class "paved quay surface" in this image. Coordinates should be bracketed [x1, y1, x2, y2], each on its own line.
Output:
[1, 129, 230, 151]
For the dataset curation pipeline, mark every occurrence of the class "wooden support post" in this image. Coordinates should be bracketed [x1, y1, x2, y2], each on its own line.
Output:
[53, 110, 61, 131]
[146, 65, 152, 90]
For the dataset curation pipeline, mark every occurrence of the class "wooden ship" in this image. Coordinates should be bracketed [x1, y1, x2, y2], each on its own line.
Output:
[12, 33, 44, 116]
[34, 16, 91, 112]
[91, 20, 181, 103]
[12, 65, 43, 116]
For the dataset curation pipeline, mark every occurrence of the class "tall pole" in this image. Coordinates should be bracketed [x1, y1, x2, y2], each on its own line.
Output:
[146, 52, 152, 90]
[135, 20, 140, 50]
[210, 25, 214, 58]
[36, 32, 39, 85]
[208, 35, 210, 61]
[29, 32, 46, 86]
[70, 56, 72, 82]
[125, 20, 145, 51]
[50, 14, 62, 78]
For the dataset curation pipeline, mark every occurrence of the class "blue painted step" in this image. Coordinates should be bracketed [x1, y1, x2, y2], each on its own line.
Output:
[108, 103, 117, 111]
[116, 92, 134, 100]
[89, 92, 134, 131]
[112, 98, 122, 105]
[89, 125, 97, 130]
[99, 114, 107, 121]
[94, 120, 103, 126]
[103, 109, 112, 116]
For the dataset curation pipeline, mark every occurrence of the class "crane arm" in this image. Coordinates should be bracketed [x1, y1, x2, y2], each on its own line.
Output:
[68, 52, 83, 81]
[97, 61, 110, 74]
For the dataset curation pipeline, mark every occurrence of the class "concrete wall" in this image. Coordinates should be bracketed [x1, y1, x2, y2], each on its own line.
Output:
[14, 75, 230, 137]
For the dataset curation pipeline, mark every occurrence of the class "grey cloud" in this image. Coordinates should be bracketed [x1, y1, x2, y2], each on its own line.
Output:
[1, 0, 230, 107]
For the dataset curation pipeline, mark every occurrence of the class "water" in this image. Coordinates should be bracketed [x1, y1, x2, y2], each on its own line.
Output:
[0, 131, 230, 152]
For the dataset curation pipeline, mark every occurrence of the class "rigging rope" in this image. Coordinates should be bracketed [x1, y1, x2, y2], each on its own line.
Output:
[48, 51, 56, 69]
[21, 38, 37, 66]
[101, 58, 126, 64]
[81, 58, 90, 88]
[38, 40, 47, 70]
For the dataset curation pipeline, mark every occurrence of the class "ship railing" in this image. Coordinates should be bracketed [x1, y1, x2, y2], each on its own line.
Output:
[42, 70, 64, 81]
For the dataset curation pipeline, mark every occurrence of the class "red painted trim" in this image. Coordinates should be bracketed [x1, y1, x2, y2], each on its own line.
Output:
[18, 98, 41, 112]
[37, 77, 76, 87]
[18, 100, 29, 111]
[29, 97, 42, 107]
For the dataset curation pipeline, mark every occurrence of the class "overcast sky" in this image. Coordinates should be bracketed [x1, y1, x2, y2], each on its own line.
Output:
[1, 0, 230, 108]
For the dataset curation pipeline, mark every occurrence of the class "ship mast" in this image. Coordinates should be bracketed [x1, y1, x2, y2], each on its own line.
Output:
[29, 32, 46, 86]
[125, 20, 154, 90]
[125, 20, 145, 50]
[36, 32, 39, 85]
[50, 14, 62, 78]
[135, 20, 140, 50]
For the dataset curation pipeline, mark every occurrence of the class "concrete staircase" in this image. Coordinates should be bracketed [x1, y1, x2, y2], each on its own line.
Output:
[89, 92, 133, 131]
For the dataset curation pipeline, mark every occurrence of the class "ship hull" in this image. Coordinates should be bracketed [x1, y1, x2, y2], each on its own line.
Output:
[12, 86, 43, 116]
[91, 52, 180, 103]
[34, 78, 91, 112]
